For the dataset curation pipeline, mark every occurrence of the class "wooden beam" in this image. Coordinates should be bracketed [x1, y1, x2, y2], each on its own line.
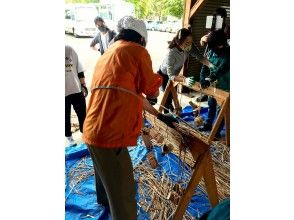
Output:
[181, 81, 230, 104]
[189, 0, 206, 19]
[183, 0, 192, 27]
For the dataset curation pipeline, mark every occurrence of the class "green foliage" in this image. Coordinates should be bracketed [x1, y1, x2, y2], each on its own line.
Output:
[126, 0, 183, 20]
[65, 0, 99, 3]
[165, 0, 183, 18]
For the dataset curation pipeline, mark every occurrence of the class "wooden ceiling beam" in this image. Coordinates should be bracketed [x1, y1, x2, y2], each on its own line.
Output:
[183, 0, 192, 27]
[189, 0, 206, 19]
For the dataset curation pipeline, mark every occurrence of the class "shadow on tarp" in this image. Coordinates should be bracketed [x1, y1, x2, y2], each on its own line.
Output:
[65, 106, 216, 220]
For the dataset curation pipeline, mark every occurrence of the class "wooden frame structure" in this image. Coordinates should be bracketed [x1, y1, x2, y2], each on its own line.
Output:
[140, 1, 229, 218]
[183, 0, 206, 27]
[145, 80, 229, 218]
[145, 112, 219, 219]
[159, 80, 230, 146]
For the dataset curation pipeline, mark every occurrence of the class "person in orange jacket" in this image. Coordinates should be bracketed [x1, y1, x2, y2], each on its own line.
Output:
[82, 16, 178, 220]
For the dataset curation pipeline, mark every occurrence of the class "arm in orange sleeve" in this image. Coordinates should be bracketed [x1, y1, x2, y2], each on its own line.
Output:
[138, 49, 162, 98]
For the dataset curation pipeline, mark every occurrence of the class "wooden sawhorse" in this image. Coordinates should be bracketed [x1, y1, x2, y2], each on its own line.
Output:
[159, 80, 230, 146]
[145, 112, 220, 219]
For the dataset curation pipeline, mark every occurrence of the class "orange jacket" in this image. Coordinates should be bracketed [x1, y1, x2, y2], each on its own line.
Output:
[83, 40, 162, 148]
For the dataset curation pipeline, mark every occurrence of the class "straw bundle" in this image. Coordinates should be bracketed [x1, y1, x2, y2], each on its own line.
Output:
[134, 162, 196, 220]
[66, 157, 94, 195]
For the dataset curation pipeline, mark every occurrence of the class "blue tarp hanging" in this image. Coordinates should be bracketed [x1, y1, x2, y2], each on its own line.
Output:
[65, 105, 222, 220]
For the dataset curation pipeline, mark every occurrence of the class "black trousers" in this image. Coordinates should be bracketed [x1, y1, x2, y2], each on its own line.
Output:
[157, 70, 174, 113]
[65, 92, 86, 137]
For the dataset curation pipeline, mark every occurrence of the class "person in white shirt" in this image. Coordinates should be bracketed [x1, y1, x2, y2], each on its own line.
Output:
[65, 45, 87, 146]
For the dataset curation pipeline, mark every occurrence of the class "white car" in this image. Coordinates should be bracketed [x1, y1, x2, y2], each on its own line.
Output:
[170, 21, 182, 33]
[158, 22, 169, 32]
[65, 4, 98, 37]
[145, 20, 154, 30]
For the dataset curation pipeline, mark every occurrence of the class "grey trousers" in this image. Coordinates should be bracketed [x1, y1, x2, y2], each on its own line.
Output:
[87, 145, 137, 220]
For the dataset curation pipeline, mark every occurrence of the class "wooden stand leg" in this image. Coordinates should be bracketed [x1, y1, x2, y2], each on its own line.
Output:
[225, 100, 230, 147]
[208, 98, 228, 143]
[159, 81, 172, 113]
[173, 152, 207, 220]
[159, 80, 182, 114]
[170, 83, 182, 115]
[203, 152, 219, 207]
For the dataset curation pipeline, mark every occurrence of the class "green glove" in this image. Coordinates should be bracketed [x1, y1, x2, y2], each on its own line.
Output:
[184, 77, 196, 87]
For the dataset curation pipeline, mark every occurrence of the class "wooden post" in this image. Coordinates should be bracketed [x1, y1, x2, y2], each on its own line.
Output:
[172, 152, 207, 219]
[202, 151, 219, 207]
[183, 0, 192, 27]
[207, 98, 228, 143]
[225, 98, 230, 146]
[159, 80, 181, 114]
[159, 81, 172, 113]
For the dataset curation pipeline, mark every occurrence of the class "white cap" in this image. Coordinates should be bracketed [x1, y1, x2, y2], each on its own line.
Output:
[117, 16, 148, 43]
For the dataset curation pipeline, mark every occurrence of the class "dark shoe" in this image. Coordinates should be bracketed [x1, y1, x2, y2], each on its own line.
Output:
[196, 95, 208, 102]
[199, 122, 212, 132]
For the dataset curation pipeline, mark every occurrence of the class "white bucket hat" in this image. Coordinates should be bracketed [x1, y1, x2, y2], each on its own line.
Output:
[117, 16, 148, 43]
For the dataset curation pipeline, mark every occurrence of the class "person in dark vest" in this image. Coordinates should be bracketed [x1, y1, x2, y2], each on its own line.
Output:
[90, 16, 117, 55]
[198, 30, 230, 138]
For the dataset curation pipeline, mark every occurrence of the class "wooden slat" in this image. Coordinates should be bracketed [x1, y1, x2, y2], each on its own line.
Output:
[189, 0, 206, 19]
[181, 81, 229, 103]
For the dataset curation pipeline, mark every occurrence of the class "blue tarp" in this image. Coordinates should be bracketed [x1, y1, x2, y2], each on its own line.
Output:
[65, 106, 223, 220]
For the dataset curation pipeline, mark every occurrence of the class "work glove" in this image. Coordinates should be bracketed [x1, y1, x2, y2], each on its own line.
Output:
[200, 80, 210, 89]
[157, 113, 179, 129]
[146, 97, 158, 106]
[184, 77, 196, 87]
[81, 84, 88, 98]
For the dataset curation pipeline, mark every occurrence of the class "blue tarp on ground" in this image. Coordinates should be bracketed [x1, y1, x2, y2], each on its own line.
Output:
[65, 106, 222, 220]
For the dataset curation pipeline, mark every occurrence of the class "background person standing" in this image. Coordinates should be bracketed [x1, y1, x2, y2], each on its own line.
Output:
[65, 45, 87, 146]
[90, 16, 117, 55]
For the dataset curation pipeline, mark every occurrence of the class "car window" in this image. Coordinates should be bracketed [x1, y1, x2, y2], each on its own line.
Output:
[65, 10, 71, 19]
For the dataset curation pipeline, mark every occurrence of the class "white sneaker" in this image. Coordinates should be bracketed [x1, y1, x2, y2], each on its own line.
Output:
[66, 136, 77, 147]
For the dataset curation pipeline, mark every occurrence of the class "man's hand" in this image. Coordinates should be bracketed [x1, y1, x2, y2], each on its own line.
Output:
[200, 80, 210, 89]
[157, 113, 178, 128]
[81, 84, 88, 98]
